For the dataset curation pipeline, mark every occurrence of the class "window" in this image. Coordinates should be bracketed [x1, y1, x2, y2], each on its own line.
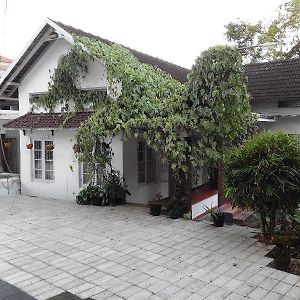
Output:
[80, 162, 103, 186]
[137, 140, 156, 183]
[33, 140, 54, 180]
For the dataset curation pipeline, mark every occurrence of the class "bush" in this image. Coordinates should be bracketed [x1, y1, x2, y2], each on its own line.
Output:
[167, 195, 187, 219]
[225, 132, 300, 240]
[103, 169, 130, 206]
[76, 169, 130, 207]
[76, 185, 105, 205]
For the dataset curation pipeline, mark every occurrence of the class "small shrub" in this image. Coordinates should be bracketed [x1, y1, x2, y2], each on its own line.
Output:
[167, 195, 187, 219]
[183, 211, 192, 220]
[225, 132, 300, 241]
[76, 169, 130, 207]
[76, 185, 104, 205]
[103, 169, 130, 206]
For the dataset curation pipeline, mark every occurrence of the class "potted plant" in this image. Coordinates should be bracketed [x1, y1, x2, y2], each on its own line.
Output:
[204, 205, 225, 227]
[26, 143, 33, 149]
[4, 140, 12, 148]
[148, 192, 163, 216]
[72, 143, 80, 154]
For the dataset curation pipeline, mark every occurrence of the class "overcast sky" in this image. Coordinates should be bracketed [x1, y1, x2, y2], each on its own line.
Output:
[0, 0, 284, 68]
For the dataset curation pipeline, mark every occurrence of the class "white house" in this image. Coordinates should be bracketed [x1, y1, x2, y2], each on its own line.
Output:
[0, 19, 199, 206]
[246, 59, 300, 134]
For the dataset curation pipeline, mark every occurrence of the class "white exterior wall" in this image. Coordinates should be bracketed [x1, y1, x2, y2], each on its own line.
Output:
[15, 36, 170, 203]
[123, 139, 168, 204]
[19, 38, 107, 115]
[20, 130, 79, 200]
[253, 101, 300, 134]
[16, 37, 113, 201]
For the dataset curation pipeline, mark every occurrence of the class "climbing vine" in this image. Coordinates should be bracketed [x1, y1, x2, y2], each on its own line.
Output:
[31, 37, 253, 200]
[31, 36, 189, 176]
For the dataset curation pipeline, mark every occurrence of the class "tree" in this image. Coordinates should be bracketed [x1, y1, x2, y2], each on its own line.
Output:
[225, 0, 300, 62]
[224, 132, 300, 241]
[187, 46, 253, 170]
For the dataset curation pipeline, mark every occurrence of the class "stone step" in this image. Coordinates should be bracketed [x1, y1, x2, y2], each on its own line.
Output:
[223, 205, 256, 226]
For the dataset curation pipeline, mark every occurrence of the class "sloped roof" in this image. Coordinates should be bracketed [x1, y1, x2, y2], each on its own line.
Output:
[3, 112, 92, 129]
[52, 20, 189, 83]
[245, 58, 300, 103]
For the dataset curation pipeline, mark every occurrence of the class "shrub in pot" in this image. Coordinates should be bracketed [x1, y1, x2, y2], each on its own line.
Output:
[204, 205, 225, 227]
[148, 192, 163, 216]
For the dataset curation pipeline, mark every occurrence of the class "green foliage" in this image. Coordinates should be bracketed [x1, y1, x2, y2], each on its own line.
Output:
[102, 169, 130, 206]
[187, 46, 253, 168]
[30, 45, 106, 112]
[76, 184, 105, 206]
[182, 211, 192, 220]
[31, 36, 252, 209]
[225, 132, 300, 239]
[167, 195, 187, 219]
[74, 35, 188, 174]
[225, 0, 300, 62]
[76, 169, 129, 206]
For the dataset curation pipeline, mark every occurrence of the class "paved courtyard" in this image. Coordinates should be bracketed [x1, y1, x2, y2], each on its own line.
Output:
[0, 196, 299, 300]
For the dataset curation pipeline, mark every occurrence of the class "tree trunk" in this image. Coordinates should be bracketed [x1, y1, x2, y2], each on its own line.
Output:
[218, 163, 227, 207]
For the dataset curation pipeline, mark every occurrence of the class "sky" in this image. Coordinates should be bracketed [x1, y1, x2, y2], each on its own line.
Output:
[0, 0, 284, 68]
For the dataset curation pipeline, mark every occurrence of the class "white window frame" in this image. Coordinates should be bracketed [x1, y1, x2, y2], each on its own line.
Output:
[137, 140, 156, 184]
[79, 162, 104, 186]
[32, 139, 54, 181]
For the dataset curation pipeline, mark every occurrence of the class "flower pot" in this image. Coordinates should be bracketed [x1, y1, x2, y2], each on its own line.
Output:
[72, 143, 80, 154]
[149, 204, 162, 216]
[4, 142, 12, 148]
[212, 214, 225, 227]
[26, 143, 33, 149]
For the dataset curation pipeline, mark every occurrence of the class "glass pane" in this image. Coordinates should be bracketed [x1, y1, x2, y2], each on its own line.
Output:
[96, 164, 103, 185]
[83, 173, 89, 184]
[45, 161, 53, 171]
[34, 141, 41, 150]
[35, 170, 42, 179]
[34, 150, 42, 159]
[34, 160, 42, 169]
[45, 141, 53, 146]
[45, 170, 54, 180]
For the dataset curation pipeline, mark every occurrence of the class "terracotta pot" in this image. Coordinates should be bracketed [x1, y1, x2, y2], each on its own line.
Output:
[4, 142, 12, 148]
[72, 144, 80, 153]
[26, 143, 33, 149]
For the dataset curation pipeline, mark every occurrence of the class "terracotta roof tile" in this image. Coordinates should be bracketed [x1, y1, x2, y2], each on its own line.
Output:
[3, 112, 92, 129]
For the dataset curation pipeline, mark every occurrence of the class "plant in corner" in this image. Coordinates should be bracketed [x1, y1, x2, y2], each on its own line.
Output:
[167, 194, 187, 219]
[148, 192, 163, 216]
[204, 205, 225, 227]
[225, 132, 300, 271]
[102, 169, 130, 206]
[76, 184, 105, 206]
